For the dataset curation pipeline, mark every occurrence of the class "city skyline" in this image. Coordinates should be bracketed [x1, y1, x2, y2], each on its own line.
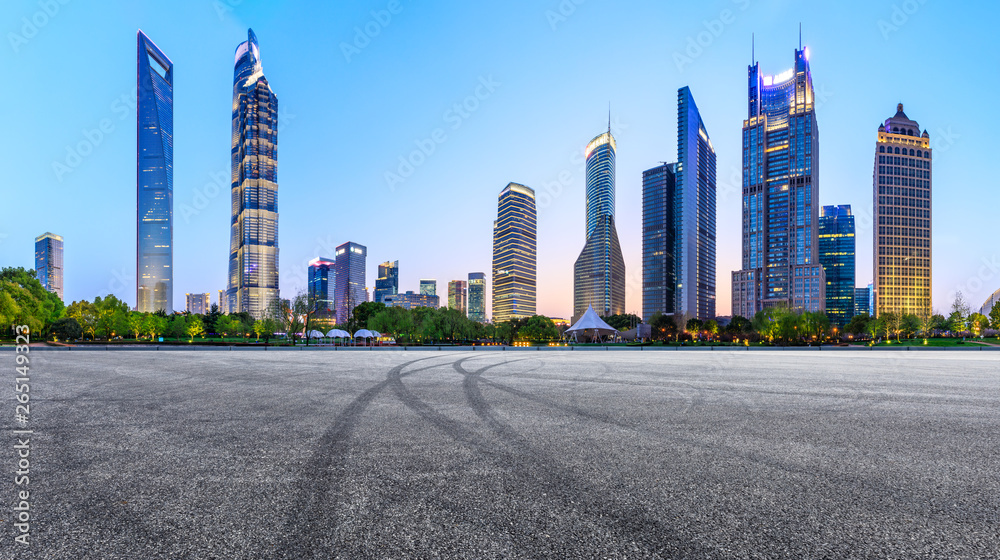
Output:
[4, 1, 997, 320]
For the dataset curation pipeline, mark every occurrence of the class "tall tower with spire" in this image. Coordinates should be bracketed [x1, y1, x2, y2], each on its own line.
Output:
[573, 118, 625, 323]
[732, 41, 825, 318]
[226, 29, 280, 319]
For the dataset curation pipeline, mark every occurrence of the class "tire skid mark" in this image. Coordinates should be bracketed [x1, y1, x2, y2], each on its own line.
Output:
[276, 354, 454, 558]
[448, 356, 717, 557]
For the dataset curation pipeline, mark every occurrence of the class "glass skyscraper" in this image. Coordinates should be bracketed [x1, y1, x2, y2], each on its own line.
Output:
[448, 280, 467, 314]
[34, 232, 63, 301]
[374, 260, 399, 303]
[641, 164, 676, 321]
[818, 205, 856, 328]
[467, 272, 486, 322]
[136, 30, 173, 313]
[492, 182, 537, 322]
[308, 257, 336, 315]
[335, 242, 366, 325]
[874, 104, 932, 318]
[227, 29, 279, 319]
[419, 279, 437, 297]
[573, 126, 625, 323]
[732, 45, 824, 318]
[854, 287, 872, 317]
[675, 87, 717, 321]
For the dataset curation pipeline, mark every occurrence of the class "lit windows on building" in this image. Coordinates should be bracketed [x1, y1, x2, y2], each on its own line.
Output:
[732, 44, 823, 317]
[227, 29, 279, 319]
[818, 205, 856, 327]
[34, 232, 64, 301]
[374, 261, 399, 303]
[335, 242, 366, 325]
[873, 104, 932, 318]
[137, 30, 174, 313]
[574, 125, 625, 323]
[448, 280, 468, 314]
[492, 183, 537, 323]
[468, 272, 486, 322]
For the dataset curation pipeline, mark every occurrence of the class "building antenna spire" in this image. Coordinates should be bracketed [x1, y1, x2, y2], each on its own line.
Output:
[799, 23, 802, 50]
[608, 102, 611, 134]
[752, 33, 755, 64]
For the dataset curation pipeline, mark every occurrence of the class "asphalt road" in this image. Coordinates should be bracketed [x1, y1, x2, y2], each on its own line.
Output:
[5, 351, 1000, 559]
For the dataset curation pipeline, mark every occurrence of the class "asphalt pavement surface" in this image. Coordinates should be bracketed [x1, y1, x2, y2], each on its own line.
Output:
[5, 350, 999, 559]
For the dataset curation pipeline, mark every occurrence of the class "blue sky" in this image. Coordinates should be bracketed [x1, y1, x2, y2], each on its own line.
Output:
[2, 0, 998, 317]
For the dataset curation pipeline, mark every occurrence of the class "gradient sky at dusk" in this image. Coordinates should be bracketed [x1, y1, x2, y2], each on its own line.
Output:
[3, 0, 998, 318]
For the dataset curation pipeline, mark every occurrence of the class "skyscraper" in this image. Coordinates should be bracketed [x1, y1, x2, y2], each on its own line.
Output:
[818, 205, 856, 328]
[732, 44, 825, 318]
[641, 164, 676, 321]
[227, 29, 279, 319]
[573, 124, 625, 323]
[34, 232, 63, 301]
[873, 103, 932, 318]
[186, 293, 209, 315]
[218, 290, 225, 311]
[136, 30, 173, 313]
[492, 183, 537, 322]
[419, 279, 437, 297]
[308, 257, 336, 315]
[335, 242, 366, 325]
[675, 87, 718, 322]
[854, 287, 871, 318]
[448, 280, 467, 314]
[374, 261, 399, 303]
[468, 272, 486, 321]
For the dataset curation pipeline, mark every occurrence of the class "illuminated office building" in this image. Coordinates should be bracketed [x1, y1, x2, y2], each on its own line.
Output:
[573, 125, 625, 323]
[492, 183, 537, 322]
[873, 103, 932, 318]
[419, 279, 437, 297]
[335, 242, 366, 325]
[384, 291, 439, 310]
[467, 272, 486, 321]
[374, 260, 399, 303]
[818, 205, 856, 328]
[136, 30, 173, 313]
[675, 87, 717, 322]
[448, 280, 467, 314]
[185, 293, 209, 315]
[226, 29, 279, 319]
[35, 232, 64, 301]
[732, 44, 824, 318]
[641, 164, 676, 321]
[308, 257, 336, 315]
[855, 286, 871, 317]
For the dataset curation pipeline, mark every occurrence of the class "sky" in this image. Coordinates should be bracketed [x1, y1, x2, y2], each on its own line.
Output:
[2, 0, 999, 319]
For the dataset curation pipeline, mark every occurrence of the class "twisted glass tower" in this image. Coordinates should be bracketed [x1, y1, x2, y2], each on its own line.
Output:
[136, 30, 173, 313]
[573, 126, 625, 323]
[227, 29, 279, 319]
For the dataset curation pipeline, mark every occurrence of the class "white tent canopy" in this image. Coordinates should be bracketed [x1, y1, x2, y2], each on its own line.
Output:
[326, 329, 351, 338]
[307, 330, 325, 339]
[353, 329, 376, 338]
[565, 305, 618, 341]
